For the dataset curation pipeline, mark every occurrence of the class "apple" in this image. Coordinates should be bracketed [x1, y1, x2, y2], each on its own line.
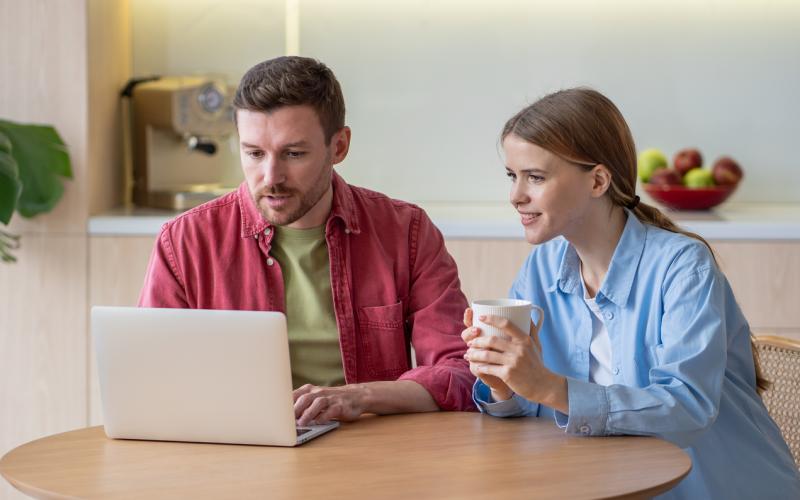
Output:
[683, 167, 714, 188]
[638, 148, 668, 182]
[648, 168, 683, 186]
[673, 148, 703, 177]
[712, 156, 743, 185]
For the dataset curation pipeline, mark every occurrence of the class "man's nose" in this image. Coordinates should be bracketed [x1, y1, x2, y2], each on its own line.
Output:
[262, 157, 287, 186]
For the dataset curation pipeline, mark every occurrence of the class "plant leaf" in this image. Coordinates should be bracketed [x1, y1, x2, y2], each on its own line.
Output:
[0, 151, 22, 225]
[0, 131, 11, 154]
[0, 120, 72, 218]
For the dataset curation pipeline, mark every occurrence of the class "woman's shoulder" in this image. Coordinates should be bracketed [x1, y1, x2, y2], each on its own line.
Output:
[642, 223, 718, 280]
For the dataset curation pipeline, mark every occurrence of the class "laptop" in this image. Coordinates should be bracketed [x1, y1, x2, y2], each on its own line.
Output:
[92, 306, 339, 446]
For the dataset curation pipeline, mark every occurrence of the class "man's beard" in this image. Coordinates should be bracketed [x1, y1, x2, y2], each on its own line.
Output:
[253, 166, 333, 227]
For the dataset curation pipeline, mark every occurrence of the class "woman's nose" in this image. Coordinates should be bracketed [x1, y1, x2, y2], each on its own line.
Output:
[510, 180, 530, 207]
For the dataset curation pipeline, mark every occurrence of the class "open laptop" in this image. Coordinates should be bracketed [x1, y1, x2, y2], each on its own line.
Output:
[92, 306, 339, 446]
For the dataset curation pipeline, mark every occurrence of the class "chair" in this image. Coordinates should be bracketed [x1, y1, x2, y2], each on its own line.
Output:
[753, 335, 800, 468]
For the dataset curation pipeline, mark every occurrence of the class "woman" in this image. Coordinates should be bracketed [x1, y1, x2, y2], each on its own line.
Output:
[462, 88, 800, 498]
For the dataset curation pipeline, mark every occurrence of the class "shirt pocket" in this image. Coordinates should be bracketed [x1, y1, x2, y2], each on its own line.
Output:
[357, 301, 409, 379]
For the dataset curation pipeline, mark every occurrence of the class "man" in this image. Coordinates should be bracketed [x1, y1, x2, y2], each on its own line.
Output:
[139, 56, 475, 425]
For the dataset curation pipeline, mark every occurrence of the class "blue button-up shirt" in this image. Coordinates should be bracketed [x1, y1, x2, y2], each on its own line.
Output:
[474, 212, 800, 499]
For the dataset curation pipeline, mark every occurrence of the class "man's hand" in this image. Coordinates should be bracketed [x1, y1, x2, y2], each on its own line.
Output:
[293, 380, 439, 427]
[293, 384, 367, 427]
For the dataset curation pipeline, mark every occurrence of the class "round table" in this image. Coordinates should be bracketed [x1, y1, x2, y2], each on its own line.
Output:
[0, 412, 690, 499]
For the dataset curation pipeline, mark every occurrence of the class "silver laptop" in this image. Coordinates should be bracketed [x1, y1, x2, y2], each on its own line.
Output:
[92, 306, 338, 446]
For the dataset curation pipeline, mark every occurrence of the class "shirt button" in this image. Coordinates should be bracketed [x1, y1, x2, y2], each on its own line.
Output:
[344, 228, 351, 234]
[266, 257, 274, 266]
[613, 367, 620, 375]
[579, 424, 591, 435]
[604, 311, 614, 320]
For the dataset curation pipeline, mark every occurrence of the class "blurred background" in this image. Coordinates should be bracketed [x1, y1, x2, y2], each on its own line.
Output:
[131, 0, 800, 203]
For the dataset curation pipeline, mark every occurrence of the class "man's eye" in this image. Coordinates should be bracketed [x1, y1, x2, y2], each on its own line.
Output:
[247, 151, 264, 159]
[287, 151, 306, 158]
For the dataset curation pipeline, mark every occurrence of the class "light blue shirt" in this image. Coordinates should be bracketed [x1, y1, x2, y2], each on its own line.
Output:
[474, 212, 800, 499]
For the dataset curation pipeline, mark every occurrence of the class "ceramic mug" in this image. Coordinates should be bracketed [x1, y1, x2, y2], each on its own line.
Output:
[471, 298, 544, 338]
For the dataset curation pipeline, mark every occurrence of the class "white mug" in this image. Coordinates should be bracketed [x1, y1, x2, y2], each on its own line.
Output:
[471, 298, 545, 338]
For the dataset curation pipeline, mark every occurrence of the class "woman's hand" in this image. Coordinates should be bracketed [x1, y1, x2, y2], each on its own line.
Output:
[461, 308, 513, 401]
[464, 312, 568, 413]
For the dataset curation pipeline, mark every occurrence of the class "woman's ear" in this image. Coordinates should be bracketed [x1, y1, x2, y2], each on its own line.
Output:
[590, 164, 612, 198]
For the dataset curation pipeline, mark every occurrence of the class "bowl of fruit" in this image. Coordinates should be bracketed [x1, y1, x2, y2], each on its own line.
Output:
[638, 147, 743, 211]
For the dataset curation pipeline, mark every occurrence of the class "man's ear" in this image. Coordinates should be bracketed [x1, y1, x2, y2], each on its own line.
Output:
[331, 126, 351, 165]
[590, 164, 613, 198]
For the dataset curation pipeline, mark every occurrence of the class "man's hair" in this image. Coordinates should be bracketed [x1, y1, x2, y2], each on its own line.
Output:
[233, 56, 345, 144]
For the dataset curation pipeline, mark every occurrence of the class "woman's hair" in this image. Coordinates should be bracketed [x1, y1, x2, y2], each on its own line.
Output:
[501, 87, 769, 393]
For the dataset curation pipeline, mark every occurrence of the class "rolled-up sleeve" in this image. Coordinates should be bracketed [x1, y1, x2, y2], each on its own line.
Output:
[397, 209, 476, 411]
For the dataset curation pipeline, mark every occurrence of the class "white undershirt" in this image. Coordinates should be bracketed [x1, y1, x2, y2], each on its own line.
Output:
[581, 276, 614, 386]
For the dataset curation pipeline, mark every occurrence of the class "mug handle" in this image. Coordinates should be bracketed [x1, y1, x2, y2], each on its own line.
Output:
[530, 305, 545, 337]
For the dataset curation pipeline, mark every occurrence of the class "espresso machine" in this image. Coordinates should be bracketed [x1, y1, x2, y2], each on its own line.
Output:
[127, 76, 242, 210]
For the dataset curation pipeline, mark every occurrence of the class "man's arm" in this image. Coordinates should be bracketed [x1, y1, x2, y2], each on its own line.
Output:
[293, 380, 437, 426]
[139, 227, 189, 307]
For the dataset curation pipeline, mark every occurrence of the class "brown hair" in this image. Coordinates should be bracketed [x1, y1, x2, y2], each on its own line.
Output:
[502, 87, 769, 393]
[233, 56, 345, 144]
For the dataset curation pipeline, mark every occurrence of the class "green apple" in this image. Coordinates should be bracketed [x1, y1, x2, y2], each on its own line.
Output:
[638, 148, 668, 182]
[683, 167, 714, 188]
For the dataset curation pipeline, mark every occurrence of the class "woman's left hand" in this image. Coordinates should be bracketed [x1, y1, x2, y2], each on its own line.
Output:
[465, 314, 568, 413]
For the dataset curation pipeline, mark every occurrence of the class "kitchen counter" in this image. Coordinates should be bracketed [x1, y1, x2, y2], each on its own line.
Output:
[88, 201, 800, 240]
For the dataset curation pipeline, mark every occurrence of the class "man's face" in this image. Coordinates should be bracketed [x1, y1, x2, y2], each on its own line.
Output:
[237, 106, 349, 228]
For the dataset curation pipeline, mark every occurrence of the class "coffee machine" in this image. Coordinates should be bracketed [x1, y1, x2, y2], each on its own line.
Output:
[128, 76, 242, 210]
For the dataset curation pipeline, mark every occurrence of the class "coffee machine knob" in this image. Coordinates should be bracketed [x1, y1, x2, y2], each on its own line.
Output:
[187, 135, 217, 155]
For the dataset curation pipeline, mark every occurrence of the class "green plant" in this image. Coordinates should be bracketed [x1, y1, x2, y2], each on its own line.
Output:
[0, 119, 72, 262]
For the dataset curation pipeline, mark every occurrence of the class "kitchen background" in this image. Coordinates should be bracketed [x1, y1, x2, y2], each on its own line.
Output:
[132, 0, 800, 204]
[1, 1, 799, 499]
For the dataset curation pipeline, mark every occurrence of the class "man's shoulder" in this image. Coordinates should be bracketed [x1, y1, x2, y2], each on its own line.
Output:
[348, 183, 422, 212]
[159, 188, 242, 237]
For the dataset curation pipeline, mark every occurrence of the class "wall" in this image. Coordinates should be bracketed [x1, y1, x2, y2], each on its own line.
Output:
[128, 0, 800, 204]
[0, 1, 130, 499]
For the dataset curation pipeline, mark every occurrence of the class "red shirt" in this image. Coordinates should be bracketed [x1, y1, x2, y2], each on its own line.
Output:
[139, 172, 475, 411]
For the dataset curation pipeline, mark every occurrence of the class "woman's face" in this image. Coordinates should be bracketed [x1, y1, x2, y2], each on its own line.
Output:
[503, 134, 598, 245]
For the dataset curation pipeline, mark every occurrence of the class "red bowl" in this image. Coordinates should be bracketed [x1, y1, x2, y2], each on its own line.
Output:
[642, 183, 737, 210]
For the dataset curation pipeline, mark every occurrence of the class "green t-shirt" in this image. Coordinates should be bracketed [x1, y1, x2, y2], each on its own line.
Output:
[271, 224, 345, 389]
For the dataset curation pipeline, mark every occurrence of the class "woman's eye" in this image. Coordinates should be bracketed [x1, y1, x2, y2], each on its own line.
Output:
[506, 172, 517, 181]
[527, 174, 544, 183]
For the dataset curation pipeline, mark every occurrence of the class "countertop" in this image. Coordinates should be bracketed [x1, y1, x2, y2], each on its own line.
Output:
[88, 200, 800, 241]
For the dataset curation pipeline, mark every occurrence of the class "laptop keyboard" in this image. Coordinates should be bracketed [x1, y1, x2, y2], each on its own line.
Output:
[296, 428, 312, 437]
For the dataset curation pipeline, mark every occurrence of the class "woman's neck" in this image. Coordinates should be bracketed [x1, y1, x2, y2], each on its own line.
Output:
[566, 204, 628, 298]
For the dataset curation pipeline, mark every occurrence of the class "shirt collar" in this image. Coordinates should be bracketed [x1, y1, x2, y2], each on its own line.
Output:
[238, 171, 361, 239]
[548, 210, 647, 307]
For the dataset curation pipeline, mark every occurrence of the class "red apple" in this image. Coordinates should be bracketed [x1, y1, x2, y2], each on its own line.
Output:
[673, 148, 703, 177]
[649, 168, 683, 186]
[712, 156, 743, 185]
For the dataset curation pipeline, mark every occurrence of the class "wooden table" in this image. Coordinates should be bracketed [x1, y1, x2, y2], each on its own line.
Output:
[0, 412, 690, 499]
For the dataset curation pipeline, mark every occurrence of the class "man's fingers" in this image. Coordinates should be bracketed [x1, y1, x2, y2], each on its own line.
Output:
[294, 389, 322, 418]
[477, 314, 527, 340]
[297, 396, 329, 426]
[292, 383, 315, 403]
